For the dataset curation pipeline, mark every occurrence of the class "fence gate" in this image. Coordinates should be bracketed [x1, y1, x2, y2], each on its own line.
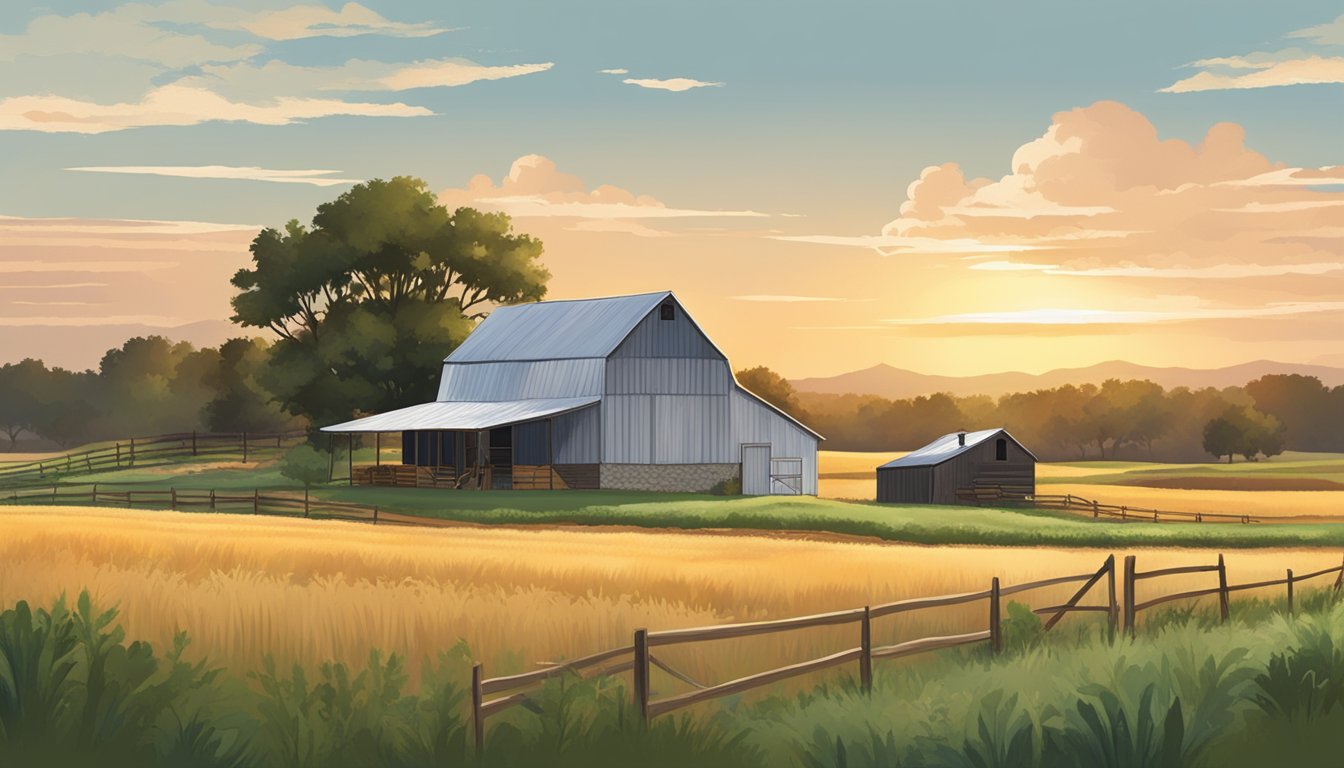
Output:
[770, 458, 803, 495]
[741, 443, 771, 496]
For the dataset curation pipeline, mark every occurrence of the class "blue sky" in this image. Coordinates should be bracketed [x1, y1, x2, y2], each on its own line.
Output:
[3, 2, 1344, 375]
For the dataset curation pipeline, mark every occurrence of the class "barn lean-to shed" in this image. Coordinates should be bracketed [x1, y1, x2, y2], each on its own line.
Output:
[876, 428, 1036, 505]
[322, 291, 822, 495]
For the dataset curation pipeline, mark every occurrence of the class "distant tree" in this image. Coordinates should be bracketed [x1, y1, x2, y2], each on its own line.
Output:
[1203, 416, 1241, 463]
[735, 366, 806, 419]
[32, 367, 99, 448]
[278, 444, 332, 489]
[203, 338, 301, 433]
[230, 178, 550, 428]
[92, 336, 213, 437]
[0, 359, 45, 449]
[1246, 374, 1333, 451]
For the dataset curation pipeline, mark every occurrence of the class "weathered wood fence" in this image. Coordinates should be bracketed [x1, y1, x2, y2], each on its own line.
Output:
[1, 482, 390, 524]
[0, 431, 307, 489]
[467, 551, 1344, 755]
[960, 486, 1260, 524]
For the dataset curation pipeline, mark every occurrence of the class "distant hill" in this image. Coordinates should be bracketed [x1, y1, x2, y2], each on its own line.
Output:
[791, 360, 1344, 399]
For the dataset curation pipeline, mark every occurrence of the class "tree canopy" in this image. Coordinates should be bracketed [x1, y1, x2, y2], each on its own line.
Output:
[230, 177, 549, 427]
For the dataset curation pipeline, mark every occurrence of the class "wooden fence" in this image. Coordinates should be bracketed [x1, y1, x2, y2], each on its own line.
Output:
[0, 431, 307, 489]
[467, 551, 1344, 755]
[961, 487, 1260, 524]
[0, 482, 390, 524]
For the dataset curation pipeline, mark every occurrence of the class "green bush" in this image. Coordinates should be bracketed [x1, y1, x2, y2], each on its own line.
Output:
[709, 477, 742, 496]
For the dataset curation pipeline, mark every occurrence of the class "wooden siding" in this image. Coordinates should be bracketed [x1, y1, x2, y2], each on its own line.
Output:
[554, 463, 600, 490]
[878, 433, 1035, 505]
[876, 466, 934, 504]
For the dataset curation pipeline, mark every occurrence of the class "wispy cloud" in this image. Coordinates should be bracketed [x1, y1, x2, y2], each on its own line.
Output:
[599, 68, 629, 75]
[0, 84, 430, 134]
[0, 315, 182, 327]
[886, 302, 1344, 326]
[66, 165, 362, 187]
[730, 295, 868, 303]
[214, 2, 452, 41]
[1162, 14, 1344, 92]
[969, 260, 1344, 279]
[622, 77, 723, 92]
[770, 233, 1041, 255]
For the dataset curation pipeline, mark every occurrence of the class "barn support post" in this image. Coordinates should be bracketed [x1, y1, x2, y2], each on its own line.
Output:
[1123, 555, 1137, 638]
[375, 433, 380, 467]
[988, 577, 1003, 655]
[1286, 569, 1295, 615]
[471, 663, 484, 758]
[547, 418, 554, 490]
[1105, 554, 1118, 644]
[859, 606, 873, 693]
[1216, 554, 1230, 623]
[327, 435, 335, 482]
[347, 434, 354, 486]
[633, 628, 650, 723]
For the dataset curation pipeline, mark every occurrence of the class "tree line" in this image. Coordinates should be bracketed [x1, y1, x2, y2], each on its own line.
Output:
[0, 177, 549, 450]
[738, 367, 1343, 462]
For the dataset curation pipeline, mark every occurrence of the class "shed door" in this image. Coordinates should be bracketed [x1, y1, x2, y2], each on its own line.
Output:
[741, 444, 771, 496]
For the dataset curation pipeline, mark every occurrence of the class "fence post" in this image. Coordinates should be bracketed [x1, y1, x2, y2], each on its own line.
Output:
[860, 605, 873, 693]
[242, 432, 248, 463]
[373, 506, 379, 525]
[192, 430, 197, 457]
[1105, 554, 1118, 644]
[633, 628, 650, 723]
[52, 485, 57, 503]
[92, 483, 98, 504]
[304, 488, 310, 518]
[1092, 500, 1099, 519]
[171, 487, 177, 510]
[115, 443, 121, 468]
[209, 489, 216, 511]
[129, 437, 135, 466]
[989, 577, 1002, 655]
[1286, 569, 1294, 615]
[1123, 555, 1137, 638]
[253, 488, 259, 515]
[1216, 554, 1230, 623]
[471, 663, 484, 758]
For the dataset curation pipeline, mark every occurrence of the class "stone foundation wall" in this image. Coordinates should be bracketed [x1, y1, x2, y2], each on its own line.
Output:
[600, 463, 740, 493]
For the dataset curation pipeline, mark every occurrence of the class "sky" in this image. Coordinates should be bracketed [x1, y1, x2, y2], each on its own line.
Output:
[2, 1, 1344, 377]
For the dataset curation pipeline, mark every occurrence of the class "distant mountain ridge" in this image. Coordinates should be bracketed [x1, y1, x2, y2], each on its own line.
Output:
[791, 360, 1344, 399]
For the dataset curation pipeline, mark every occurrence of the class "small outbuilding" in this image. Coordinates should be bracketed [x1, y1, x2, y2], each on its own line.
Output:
[876, 428, 1036, 505]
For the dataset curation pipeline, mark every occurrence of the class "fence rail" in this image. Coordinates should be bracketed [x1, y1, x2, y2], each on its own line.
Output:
[959, 486, 1260, 524]
[0, 430, 306, 489]
[0, 482, 388, 524]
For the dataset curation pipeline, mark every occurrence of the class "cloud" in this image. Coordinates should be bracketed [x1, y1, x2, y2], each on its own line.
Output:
[599, 68, 629, 75]
[769, 233, 1042, 255]
[970, 260, 1344, 279]
[377, 60, 553, 90]
[622, 77, 723, 92]
[438, 154, 767, 221]
[0, 84, 431, 134]
[65, 165, 362, 186]
[885, 302, 1344, 326]
[0, 315, 183, 327]
[215, 2, 451, 40]
[730, 295, 865, 303]
[1163, 14, 1344, 92]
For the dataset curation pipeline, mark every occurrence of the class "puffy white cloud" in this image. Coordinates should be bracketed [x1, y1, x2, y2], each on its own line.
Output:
[0, 84, 431, 134]
[622, 77, 723, 92]
[0, 3, 260, 67]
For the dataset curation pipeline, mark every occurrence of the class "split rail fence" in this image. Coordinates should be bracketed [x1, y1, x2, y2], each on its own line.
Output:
[963, 486, 1260, 524]
[468, 551, 1344, 755]
[1, 482, 392, 525]
[0, 431, 306, 489]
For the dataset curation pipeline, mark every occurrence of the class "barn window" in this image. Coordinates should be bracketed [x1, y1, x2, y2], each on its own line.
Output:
[660, 301, 675, 321]
[995, 438, 1007, 461]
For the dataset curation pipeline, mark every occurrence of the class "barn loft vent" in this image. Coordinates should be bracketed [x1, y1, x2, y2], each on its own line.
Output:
[660, 301, 675, 321]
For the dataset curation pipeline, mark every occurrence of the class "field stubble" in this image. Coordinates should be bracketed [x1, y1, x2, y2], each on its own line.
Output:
[2, 505, 1340, 693]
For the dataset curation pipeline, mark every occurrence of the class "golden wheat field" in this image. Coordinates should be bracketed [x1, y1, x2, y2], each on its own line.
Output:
[2, 505, 1339, 692]
[1049, 484, 1344, 521]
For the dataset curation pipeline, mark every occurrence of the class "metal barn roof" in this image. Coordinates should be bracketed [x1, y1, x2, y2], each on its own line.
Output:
[877, 428, 1035, 469]
[446, 291, 673, 363]
[321, 397, 599, 433]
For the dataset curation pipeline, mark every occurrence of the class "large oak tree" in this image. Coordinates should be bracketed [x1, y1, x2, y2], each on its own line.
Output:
[230, 177, 549, 427]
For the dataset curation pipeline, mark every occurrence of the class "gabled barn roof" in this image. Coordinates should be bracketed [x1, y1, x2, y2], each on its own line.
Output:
[878, 428, 1036, 469]
[446, 291, 673, 363]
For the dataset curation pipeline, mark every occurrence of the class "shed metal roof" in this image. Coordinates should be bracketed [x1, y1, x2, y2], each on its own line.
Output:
[320, 397, 600, 433]
[446, 291, 672, 363]
[877, 428, 1035, 469]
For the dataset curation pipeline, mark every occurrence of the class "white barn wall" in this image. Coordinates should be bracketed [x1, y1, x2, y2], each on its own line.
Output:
[605, 358, 731, 395]
[730, 389, 818, 495]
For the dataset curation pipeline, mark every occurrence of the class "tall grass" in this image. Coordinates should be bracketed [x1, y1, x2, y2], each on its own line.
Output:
[4, 591, 1343, 767]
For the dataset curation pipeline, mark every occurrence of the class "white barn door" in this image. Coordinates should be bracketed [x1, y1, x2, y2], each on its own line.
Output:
[741, 443, 771, 496]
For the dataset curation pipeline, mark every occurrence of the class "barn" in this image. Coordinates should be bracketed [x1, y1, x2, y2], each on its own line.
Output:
[321, 291, 821, 495]
[876, 428, 1036, 505]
